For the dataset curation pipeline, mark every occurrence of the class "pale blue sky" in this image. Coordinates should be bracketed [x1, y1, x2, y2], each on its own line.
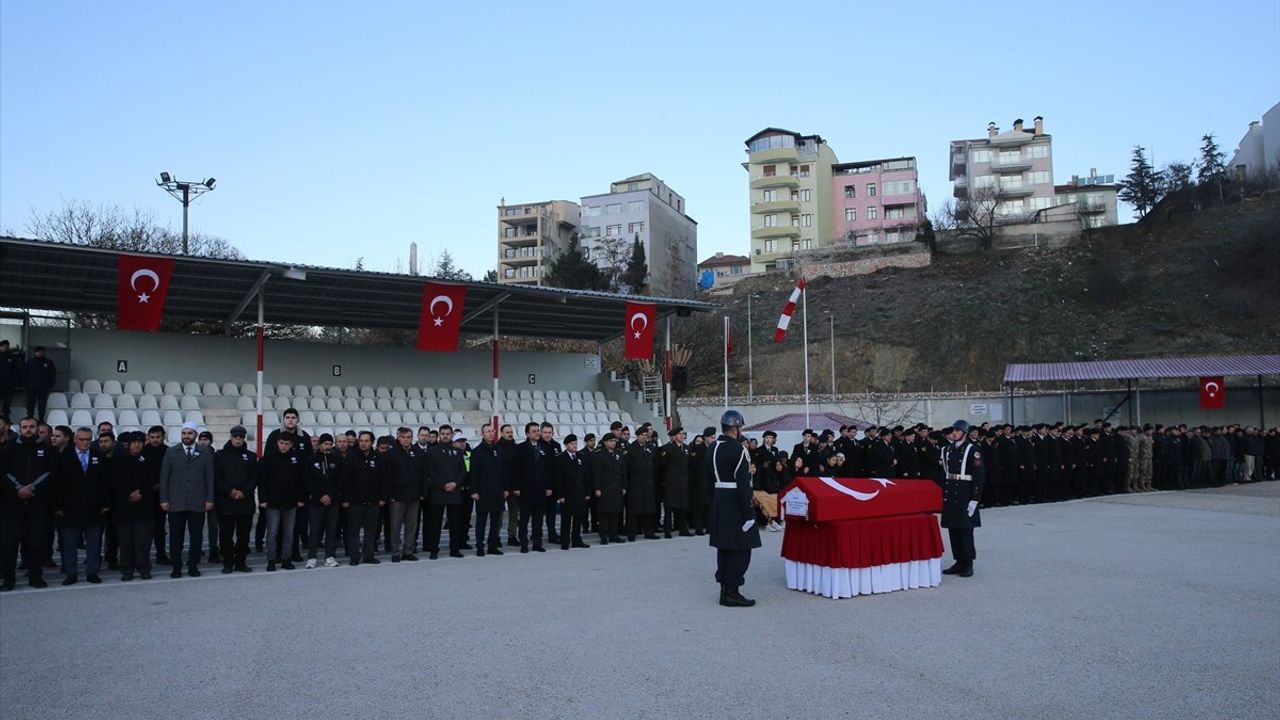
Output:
[3, 1, 1277, 280]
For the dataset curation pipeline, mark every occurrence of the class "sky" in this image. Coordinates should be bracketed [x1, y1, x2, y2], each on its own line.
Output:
[2, 1, 1278, 279]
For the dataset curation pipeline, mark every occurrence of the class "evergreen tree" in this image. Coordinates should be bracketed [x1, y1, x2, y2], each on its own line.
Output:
[1197, 133, 1226, 184]
[1119, 145, 1163, 218]
[1161, 161, 1195, 195]
[619, 234, 649, 294]
[544, 233, 605, 290]
[482, 269, 498, 283]
[433, 249, 472, 281]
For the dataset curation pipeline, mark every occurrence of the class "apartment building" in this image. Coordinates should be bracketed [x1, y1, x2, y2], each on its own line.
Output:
[949, 116, 1055, 224]
[579, 173, 697, 298]
[496, 200, 580, 286]
[743, 128, 838, 273]
[831, 157, 927, 246]
[1226, 101, 1280, 181]
[697, 252, 751, 290]
[1050, 171, 1120, 228]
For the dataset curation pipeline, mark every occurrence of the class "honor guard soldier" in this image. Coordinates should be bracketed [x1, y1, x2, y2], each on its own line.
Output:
[708, 409, 761, 607]
[939, 420, 985, 577]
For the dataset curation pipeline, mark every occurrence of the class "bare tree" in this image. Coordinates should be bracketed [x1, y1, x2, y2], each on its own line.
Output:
[833, 393, 926, 428]
[935, 187, 1004, 250]
[28, 200, 242, 259]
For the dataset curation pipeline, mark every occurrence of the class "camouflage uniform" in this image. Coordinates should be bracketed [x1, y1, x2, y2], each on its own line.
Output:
[1126, 433, 1142, 493]
[1137, 433, 1154, 491]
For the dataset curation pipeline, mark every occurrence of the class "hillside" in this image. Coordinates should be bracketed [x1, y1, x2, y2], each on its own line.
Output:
[698, 193, 1280, 394]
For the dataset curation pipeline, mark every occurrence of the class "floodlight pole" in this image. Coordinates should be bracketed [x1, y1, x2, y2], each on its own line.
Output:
[156, 174, 215, 255]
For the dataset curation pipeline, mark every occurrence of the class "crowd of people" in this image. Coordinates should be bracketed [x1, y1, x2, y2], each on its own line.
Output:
[2, 405, 1277, 592]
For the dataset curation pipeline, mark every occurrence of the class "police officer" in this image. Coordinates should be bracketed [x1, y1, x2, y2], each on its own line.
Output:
[708, 410, 761, 607]
[657, 427, 692, 538]
[939, 420, 984, 577]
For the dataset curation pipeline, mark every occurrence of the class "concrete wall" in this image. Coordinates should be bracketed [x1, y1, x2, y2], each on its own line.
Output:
[65, 328, 604, 393]
[796, 245, 931, 278]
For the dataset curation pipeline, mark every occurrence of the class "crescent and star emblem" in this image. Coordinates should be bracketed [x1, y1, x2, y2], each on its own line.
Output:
[819, 476, 893, 502]
[1204, 381, 1220, 397]
[130, 268, 160, 303]
[429, 295, 454, 327]
[629, 312, 648, 339]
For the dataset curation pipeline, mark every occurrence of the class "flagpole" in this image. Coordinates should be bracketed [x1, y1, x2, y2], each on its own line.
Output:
[802, 281, 810, 428]
[664, 315, 672, 432]
[723, 316, 729, 413]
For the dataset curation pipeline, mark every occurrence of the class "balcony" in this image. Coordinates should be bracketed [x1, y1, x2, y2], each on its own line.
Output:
[749, 147, 799, 165]
[989, 156, 1033, 173]
[952, 177, 968, 198]
[881, 193, 918, 207]
[997, 185, 1035, 198]
[1078, 202, 1107, 214]
[751, 226, 801, 240]
[751, 199, 801, 215]
[500, 233, 541, 246]
[988, 132, 1033, 146]
[751, 175, 801, 190]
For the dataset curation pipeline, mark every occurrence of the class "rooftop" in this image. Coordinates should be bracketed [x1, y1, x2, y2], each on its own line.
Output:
[1003, 354, 1280, 384]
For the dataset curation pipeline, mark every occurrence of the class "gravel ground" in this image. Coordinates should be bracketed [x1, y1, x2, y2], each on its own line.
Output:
[3, 483, 1278, 720]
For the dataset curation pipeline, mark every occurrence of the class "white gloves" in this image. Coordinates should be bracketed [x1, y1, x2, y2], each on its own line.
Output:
[967, 500, 978, 517]
[742, 519, 755, 532]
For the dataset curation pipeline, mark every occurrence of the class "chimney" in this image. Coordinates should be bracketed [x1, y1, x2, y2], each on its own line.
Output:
[1013, 118, 1024, 132]
[987, 122, 998, 137]
[1033, 116, 1044, 136]
[1249, 120, 1260, 128]
[409, 242, 418, 276]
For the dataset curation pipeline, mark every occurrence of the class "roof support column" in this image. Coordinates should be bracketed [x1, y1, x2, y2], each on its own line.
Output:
[256, 291, 265, 456]
[492, 309, 501, 433]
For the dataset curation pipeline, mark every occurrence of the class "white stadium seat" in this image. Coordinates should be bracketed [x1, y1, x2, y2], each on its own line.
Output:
[422, 388, 436, 399]
[163, 381, 182, 396]
[343, 398, 360, 411]
[516, 413, 531, 426]
[47, 393, 69, 409]
[262, 383, 276, 397]
[479, 389, 491, 400]
[291, 398, 311, 411]
[571, 401, 585, 412]
[375, 387, 391, 399]
[359, 386, 375, 399]
[449, 412, 466, 426]
[569, 391, 582, 401]
[327, 398, 344, 412]
[391, 387, 406, 399]
[310, 385, 326, 399]
[352, 412, 370, 426]
[138, 395, 159, 410]
[408, 398, 425, 412]
[140, 410, 162, 427]
[180, 396, 201, 411]
[66, 379, 81, 393]
[240, 383, 256, 397]
[70, 409, 94, 427]
[533, 401, 546, 412]
[167, 428, 182, 444]
[182, 381, 202, 396]
[123, 381, 144, 395]
[570, 413, 585, 425]
[423, 398, 439, 412]
[546, 400, 560, 412]
[518, 390, 532, 401]
[479, 399, 492, 412]
[465, 389, 479, 401]
[557, 391, 570, 401]
[431, 412, 447, 426]
[450, 389, 465, 401]
[202, 382, 221, 396]
[433, 388, 448, 402]
[81, 379, 103, 395]
[359, 398, 377, 412]
[376, 398, 393, 412]
[385, 411, 403, 426]
[517, 400, 533, 412]
[116, 395, 137, 410]
[117, 410, 140, 427]
[300, 411, 318, 426]
[327, 385, 343, 399]
[93, 394, 115, 409]
[46, 410, 69, 427]
[276, 384, 293, 399]
[546, 413, 560, 425]
[392, 398, 408, 412]
[294, 385, 311, 398]
[221, 383, 240, 397]
[593, 392, 606, 403]
[571, 426, 586, 440]
[160, 396, 180, 410]
[369, 412, 386, 426]
[144, 381, 164, 396]
[400, 412, 416, 426]
[343, 386, 359, 399]
[438, 399, 454, 412]
[335, 412, 353, 427]
[162, 410, 184, 426]
[532, 390, 545, 401]
[69, 392, 91, 409]
[184, 411, 204, 425]
[316, 411, 335, 426]
[236, 396, 255, 410]
[608, 401, 620, 412]
[263, 411, 280, 427]
[102, 380, 123, 396]
[407, 387, 422, 399]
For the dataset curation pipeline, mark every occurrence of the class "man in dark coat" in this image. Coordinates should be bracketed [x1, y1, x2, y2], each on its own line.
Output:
[940, 421, 985, 578]
[23, 346, 56, 422]
[304, 434, 341, 568]
[625, 427, 658, 541]
[708, 409, 761, 607]
[591, 434, 626, 544]
[213, 426, 257, 573]
[498, 424, 520, 547]
[468, 423, 508, 556]
[513, 422, 551, 553]
[383, 427, 425, 563]
[257, 433, 303, 571]
[1, 417, 57, 590]
[657, 428, 692, 538]
[111, 432, 155, 580]
[554, 434, 592, 550]
[142, 426, 170, 564]
[686, 428, 715, 535]
[1015, 426, 1036, 504]
[425, 426, 467, 559]
[340, 431, 384, 565]
[55, 427, 110, 585]
[867, 428, 897, 477]
[0, 339, 18, 419]
[1084, 429, 1105, 496]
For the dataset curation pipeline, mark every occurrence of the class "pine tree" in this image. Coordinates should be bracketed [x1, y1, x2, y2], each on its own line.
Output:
[482, 269, 497, 283]
[1197, 133, 1225, 184]
[619, 234, 649, 295]
[544, 233, 605, 290]
[1119, 145, 1163, 218]
[434, 249, 472, 281]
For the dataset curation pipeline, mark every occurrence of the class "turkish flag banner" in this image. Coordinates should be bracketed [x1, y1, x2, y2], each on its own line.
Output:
[416, 283, 467, 352]
[624, 301, 656, 360]
[117, 254, 176, 331]
[1199, 376, 1225, 410]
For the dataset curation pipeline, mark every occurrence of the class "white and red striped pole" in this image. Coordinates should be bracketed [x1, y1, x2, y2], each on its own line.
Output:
[492, 310, 500, 432]
[774, 276, 806, 343]
[255, 290, 264, 456]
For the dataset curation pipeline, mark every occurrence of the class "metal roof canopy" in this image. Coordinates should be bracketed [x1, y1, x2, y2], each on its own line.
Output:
[0, 236, 715, 341]
[1003, 355, 1280, 384]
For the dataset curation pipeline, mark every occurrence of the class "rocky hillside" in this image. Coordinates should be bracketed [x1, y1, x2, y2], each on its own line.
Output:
[701, 193, 1280, 394]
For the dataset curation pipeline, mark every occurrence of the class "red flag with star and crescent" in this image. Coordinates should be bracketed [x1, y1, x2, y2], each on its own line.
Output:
[1199, 376, 1225, 410]
[624, 301, 656, 360]
[416, 282, 467, 352]
[117, 254, 175, 331]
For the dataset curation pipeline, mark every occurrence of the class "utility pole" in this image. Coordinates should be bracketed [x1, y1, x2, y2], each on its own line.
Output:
[156, 172, 216, 255]
[747, 293, 757, 403]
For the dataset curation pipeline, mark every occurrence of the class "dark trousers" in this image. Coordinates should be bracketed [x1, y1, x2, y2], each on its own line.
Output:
[425, 504, 464, 553]
[687, 505, 706, 533]
[518, 504, 545, 549]
[255, 508, 268, 547]
[103, 518, 118, 565]
[291, 507, 309, 559]
[626, 512, 655, 538]
[475, 510, 502, 550]
[1018, 472, 1034, 503]
[948, 528, 976, 563]
[715, 548, 751, 588]
[506, 496, 520, 541]
[1, 506, 48, 581]
[545, 500, 560, 539]
[168, 510, 205, 567]
[218, 514, 252, 567]
[1212, 459, 1227, 487]
[346, 505, 380, 560]
[59, 524, 102, 576]
[599, 512, 621, 539]
[307, 506, 340, 559]
[206, 511, 220, 553]
[153, 507, 168, 559]
[0, 386, 12, 418]
[26, 388, 49, 421]
[116, 519, 152, 575]
[379, 504, 391, 551]
[561, 513, 586, 548]
[663, 508, 688, 534]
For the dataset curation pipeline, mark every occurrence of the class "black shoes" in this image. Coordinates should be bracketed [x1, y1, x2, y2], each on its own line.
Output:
[572, 541, 590, 549]
[281, 561, 295, 570]
[610, 536, 625, 544]
[170, 567, 183, 579]
[403, 553, 419, 562]
[943, 563, 962, 575]
[29, 577, 47, 589]
[267, 562, 277, 572]
[139, 571, 152, 580]
[532, 546, 546, 553]
[520, 545, 529, 554]
[719, 584, 756, 607]
[63, 575, 78, 586]
[460, 543, 473, 550]
[0, 578, 13, 592]
[959, 564, 974, 578]
[679, 531, 694, 537]
[364, 557, 381, 565]
[121, 573, 134, 582]
[488, 547, 503, 556]
[547, 534, 561, 545]
[391, 555, 402, 563]
[349, 557, 360, 566]
[476, 548, 486, 557]
[188, 566, 202, 577]
[221, 566, 235, 574]
[87, 573, 101, 584]
[235, 563, 252, 573]
[943, 562, 974, 577]
[209, 550, 223, 564]
[663, 532, 673, 539]
[507, 537, 520, 547]
[643, 534, 659, 540]
[155, 553, 171, 565]
[449, 550, 464, 558]
[428, 551, 439, 560]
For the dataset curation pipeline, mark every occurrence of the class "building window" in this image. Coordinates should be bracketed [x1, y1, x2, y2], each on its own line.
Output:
[801, 239, 813, 249]
[762, 189, 778, 202]
[1031, 197, 1051, 211]
[867, 206, 877, 220]
[1029, 145, 1049, 159]
[866, 230, 879, 244]
[628, 200, 644, 214]
[866, 183, 877, 197]
[886, 208, 905, 219]
[999, 175, 1022, 190]
[764, 239, 777, 253]
[584, 226, 601, 239]
[585, 206, 601, 217]
[503, 227, 517, 238]
[605, 224, 623, 236]
[627, 182, 638, 191]
[801, 213, 813, 227]
[788, 164, 798, 176]
[763, 214, 778, 227]
[844, 185, 855, 198]
[998, 150, 1021, 164]
[799, 164, 810, 177]
[606, 203, 621, 215]
[845, 208, 856, 222]
[791, 240, 800, 252]
[1030, 171, 1050, 185]
[974, 174, 996, 189]
[790, 214, 800, 227]
[627, 221, 645, 233]
[763, 164, 776, 177]
[730, 266, 742, 275]
[884, 180, 916, 195]
[790, 190, 799, 201]
[800, 189, 811, 202]
[972, 149, 992, 163]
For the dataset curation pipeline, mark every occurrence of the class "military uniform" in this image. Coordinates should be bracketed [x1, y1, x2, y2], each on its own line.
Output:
[1137, 433, 1153, 491]
[708, 429, 761, 605]
[591, 442, 626, 542]
[625, 440, 658, 540]
[657, 440, 692, 537]
[939, 436, 985, 576]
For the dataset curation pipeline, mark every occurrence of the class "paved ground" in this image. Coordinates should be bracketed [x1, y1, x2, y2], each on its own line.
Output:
[3, 483, 1278, 720]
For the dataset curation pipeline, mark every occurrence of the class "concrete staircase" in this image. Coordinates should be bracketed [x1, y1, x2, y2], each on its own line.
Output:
[201, 407, 243, 446]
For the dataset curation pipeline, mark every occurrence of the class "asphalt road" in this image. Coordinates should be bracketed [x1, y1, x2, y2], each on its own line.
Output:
[3, 483, 1278, 720]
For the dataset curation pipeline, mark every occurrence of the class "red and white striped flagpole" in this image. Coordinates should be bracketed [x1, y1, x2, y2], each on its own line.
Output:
[801, 280, 809, 428]
[723, 316, 729, 412]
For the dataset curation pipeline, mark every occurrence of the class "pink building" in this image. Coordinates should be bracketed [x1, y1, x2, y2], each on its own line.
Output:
[830, 157, 927, 246]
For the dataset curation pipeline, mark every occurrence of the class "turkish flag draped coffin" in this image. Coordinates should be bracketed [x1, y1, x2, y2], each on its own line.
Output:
[1200, 376, 1225, 410]
[117, 254, 176, 331]
[416, 282, 467, 352]
[780, 476, 942, 522]
[623, 301, 655, 360]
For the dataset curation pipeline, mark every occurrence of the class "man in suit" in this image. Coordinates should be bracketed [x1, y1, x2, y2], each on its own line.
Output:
[111, 432, 155, 580]
[867, 428, 897, 477]
[340, 431, 384, 566]
[625, 426, 659, 541]
[424, 425, 467, 559]
[158, 421, 214, 578]
[468, 423, 508, 556]
[657, 428, 692, 538]
[554, 433, 592, 550]
[213, 426, 257, 573]
[384, 427, 425, 563]
[514, 422, 551, 553]
[55, 427, 110, 585]
[591, 434, 626, 544]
